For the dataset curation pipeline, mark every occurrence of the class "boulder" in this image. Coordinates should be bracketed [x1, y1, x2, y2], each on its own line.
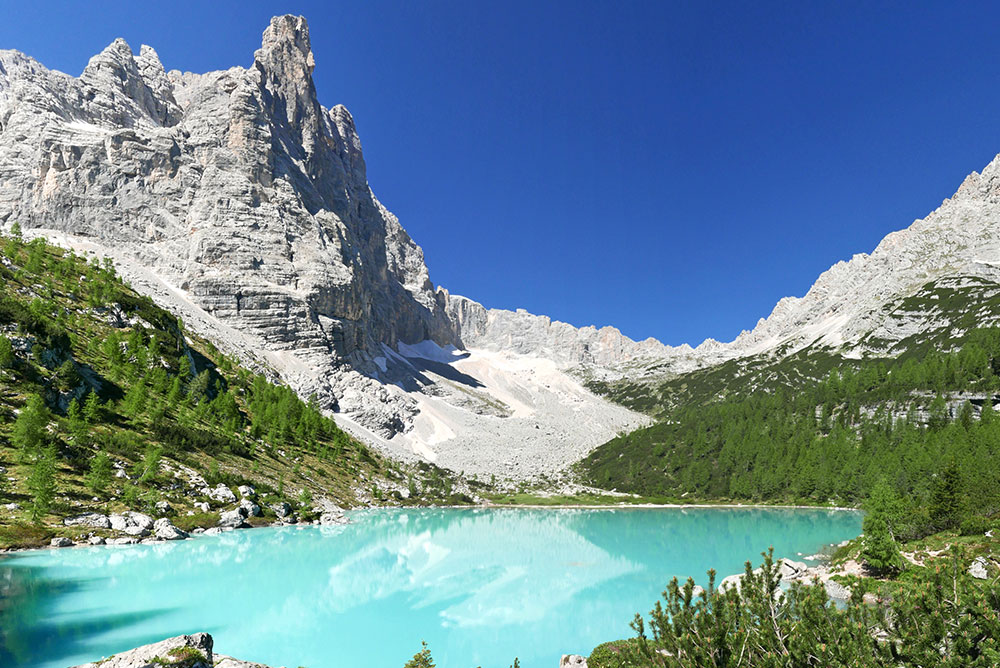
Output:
[203, 527, 224, 536]
[240, 498, 262, 517]
[63, 512, 111, 529]
[155, 500, 172, 515]
[194, 501, 211, 513]
[219, 509, 248, 529]
[154, 518, 189, 541]
[778, 559, 808, 581]
[718, 573, 744, 592]
[237, 485, 256, 499]
[560, 656, 588, 668]
[209, 484, 237, 504]
[969, 556, 989, 580]
[88, 536, 106, 546]
[50, 537, 72, 547]
[70, 632, 213, 668]
[108, 537, 139, 545]
[270, 502, 292, 518]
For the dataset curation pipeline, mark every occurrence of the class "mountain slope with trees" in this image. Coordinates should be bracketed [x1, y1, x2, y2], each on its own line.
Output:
[0, 227, 472, 548]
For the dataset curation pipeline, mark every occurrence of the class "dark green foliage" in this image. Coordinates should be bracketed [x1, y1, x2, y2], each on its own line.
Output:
[959, 515, 993, 536]
[611, 549, 1000, 667]
[0, 334, 14, 368]
[26, 446, 56, 523]
[11, 394, 49, 461]
[84, 451, 113, 495]
[861, 478, 906, 574]
[930, 458, 966, 531]
[583, 329, 1000, 517]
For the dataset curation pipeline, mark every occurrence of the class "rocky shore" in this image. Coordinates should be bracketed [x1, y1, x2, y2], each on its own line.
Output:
[71, 632, 277, 668]
[10, 484, 351, 553]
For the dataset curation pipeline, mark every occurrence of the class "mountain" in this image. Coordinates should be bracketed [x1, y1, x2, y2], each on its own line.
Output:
[4, 14, 999, 482]
[0, 16, 683, 478]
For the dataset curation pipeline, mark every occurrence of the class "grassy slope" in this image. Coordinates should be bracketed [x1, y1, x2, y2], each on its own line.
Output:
[580, 277, 1000, 504]
[0, 234, 474, 548]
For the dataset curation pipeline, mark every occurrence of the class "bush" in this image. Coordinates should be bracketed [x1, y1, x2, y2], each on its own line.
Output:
[618, 548, 1000, 667]
[959, 515, 994, 536]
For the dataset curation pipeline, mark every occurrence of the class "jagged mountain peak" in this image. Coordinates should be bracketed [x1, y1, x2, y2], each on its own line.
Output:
[0, 16, 665, 476]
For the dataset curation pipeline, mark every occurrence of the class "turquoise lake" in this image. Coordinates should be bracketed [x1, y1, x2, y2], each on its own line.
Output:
[0, 507, 861, 668]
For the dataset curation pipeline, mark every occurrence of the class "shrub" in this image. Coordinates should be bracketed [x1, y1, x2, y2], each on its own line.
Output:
[959, 515, 994, 536]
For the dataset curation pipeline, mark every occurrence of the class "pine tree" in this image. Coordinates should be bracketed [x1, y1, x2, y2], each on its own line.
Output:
[0, 334, 14, 368]
[85, 451, 113, 495]
[83, 391, 102, 424]
[12, 394, 49, 462]
[27, 446, 57, 523]
[930, 458, 966, 530]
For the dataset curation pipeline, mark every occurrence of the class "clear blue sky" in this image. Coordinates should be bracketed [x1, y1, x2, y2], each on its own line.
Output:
[3, 1, 999, 347]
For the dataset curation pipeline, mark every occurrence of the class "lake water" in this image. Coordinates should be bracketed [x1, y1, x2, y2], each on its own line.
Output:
[0, 507, 861, 668]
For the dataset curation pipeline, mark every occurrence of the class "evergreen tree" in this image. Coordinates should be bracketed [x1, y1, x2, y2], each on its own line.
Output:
[27, 446, 57, 523]
[83, 390, 102, 424]
[0, 334, 14, 368]
[930, 458, 966, 530]
[55, 359, 81, 391]
[135, 444, 162, 483]
[85, 451, 113, 495]
[12, 394, 49, 462]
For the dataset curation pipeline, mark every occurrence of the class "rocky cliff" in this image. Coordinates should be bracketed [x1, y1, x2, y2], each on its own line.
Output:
[0, 15, 671, 476]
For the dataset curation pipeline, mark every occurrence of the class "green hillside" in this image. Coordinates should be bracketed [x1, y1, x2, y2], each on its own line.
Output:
[0, 227, 469, 548]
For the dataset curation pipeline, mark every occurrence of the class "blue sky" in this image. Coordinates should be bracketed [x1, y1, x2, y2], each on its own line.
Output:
[3, 1, 999, 346]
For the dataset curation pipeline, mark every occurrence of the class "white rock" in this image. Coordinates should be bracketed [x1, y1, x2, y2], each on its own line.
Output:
[208, 484, 237, 504]
[218, 509, 248, 529]
[88, 536, 106, 545]
[69, 632, 213, 668]
[969, 557, 989, 580]
[50, 537, 73, 547]
[153, 518, 188, 541]
[560, 656, 588, 668]
[64, 513, 111, 529]
[237, 485, 256, 499]
[239, 498, 261, 517]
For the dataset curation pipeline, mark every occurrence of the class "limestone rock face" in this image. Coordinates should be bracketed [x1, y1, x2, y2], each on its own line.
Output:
[0, 15, 661, 477]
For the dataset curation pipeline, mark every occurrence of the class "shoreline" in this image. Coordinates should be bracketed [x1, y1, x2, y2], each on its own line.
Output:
[1, 502, 861, 556]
